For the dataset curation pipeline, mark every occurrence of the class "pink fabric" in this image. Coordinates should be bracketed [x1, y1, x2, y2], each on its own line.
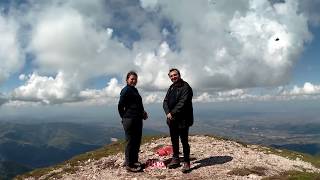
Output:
[156, 145, 173, 156]
[145, 159, 166, 169]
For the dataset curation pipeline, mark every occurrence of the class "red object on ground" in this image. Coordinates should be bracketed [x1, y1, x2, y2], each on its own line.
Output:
[156, 145, 173, 156]
[145, 159, 166, 169]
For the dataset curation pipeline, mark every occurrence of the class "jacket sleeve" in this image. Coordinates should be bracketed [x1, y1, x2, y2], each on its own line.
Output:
[163, 89, 170, 115]
[118, 88, 126, 118]
[170, 85, 192, 116]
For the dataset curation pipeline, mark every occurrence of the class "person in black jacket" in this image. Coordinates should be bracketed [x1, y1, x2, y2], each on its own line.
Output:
[118, 71, 148, 172]
[163, 68, 193, 173]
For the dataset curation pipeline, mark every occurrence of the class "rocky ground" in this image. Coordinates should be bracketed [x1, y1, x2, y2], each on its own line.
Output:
[25, 135, 320, 180]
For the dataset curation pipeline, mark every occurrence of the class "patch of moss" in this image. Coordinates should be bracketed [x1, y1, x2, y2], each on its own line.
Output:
[263, 170, 320, 180]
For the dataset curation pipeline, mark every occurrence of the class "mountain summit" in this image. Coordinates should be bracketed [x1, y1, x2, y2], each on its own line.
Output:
[18, 135, 320, 179]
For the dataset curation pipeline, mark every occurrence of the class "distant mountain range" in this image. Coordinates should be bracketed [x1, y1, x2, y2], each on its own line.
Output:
[271, 143, 320, 156]
[0, 121, 163, 179]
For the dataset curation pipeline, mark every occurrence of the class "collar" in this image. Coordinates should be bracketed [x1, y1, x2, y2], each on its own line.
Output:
[171, 79, 184, 88]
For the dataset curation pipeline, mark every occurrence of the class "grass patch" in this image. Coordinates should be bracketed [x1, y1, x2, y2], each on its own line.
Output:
[263, 170, 320, 180]
[15, 135, 167, 180]
[228, 166, 267, 176]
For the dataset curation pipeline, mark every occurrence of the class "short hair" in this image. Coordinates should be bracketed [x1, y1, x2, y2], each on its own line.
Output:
[126, 71, 138, 80]
[168, 68, 180, 76]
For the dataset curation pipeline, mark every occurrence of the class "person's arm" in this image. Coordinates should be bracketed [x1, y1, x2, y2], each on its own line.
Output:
[170, 85, 192, 117]
[118, 88, 127, 118]
[163, 89, 170, 115]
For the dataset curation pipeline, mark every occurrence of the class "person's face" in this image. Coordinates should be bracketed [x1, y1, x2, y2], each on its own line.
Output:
[168, 70, 180, 83]
[126, 75, 137, 86]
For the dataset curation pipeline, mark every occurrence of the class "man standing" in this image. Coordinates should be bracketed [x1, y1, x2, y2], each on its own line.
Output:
[163, 68, 193, 173]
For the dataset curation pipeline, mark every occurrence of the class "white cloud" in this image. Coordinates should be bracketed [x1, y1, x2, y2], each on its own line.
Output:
[298, 0, 320, 26]
[0, 93, 8, 106]
[195, 89, 253, 102]
[133, 42, 172, 90]
[12, 72, 80, 104]
[140, 0, 159, 10]
[0, 15, 23, 84]
[1, 0, 320, 105]
[80, 78, 122, 100]
[29, 6, 132, 78]
[193, 82, 320, 103]
[19, 74, 26, 81]
[149, 0, 311, 89]
[144, 92, 163, 104]
[284, 82, 320, 95]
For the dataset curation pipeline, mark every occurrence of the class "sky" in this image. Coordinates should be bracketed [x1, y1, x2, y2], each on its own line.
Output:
[0, 0, 320, 119]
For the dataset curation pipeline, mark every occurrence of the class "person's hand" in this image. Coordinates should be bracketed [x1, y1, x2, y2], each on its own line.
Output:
[143, 111, 148, 120]
[166, 113, 173, 120]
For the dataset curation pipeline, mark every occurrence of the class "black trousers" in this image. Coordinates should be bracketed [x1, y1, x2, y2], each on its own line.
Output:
[122, 118, 142, 166]
[169, 124, 190, 163]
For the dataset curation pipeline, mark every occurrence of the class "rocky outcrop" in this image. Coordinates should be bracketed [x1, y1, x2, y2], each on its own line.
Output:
[23, 135, 320, 180]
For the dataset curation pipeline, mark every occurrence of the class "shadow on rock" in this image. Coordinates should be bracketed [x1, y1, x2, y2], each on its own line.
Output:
[190, 156, 233, 171]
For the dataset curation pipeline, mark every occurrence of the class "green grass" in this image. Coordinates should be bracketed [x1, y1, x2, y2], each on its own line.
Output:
[263, 171, 320, 180]
[15, 135, 167, 180]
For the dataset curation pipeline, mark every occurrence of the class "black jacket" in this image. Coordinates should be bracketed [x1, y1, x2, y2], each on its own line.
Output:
[163, 79, 194, 128]
[118, 85, 144, 119]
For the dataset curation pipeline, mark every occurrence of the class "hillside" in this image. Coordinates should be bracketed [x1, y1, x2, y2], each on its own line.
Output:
[0, 122, 122, 168]
[0, 161, 31, 180]
[17, 135, 320, 180]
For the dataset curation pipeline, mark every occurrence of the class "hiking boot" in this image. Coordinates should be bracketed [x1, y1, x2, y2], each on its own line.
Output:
[134, 162, 142, 167]
[126, 164, 142, 173]
[181, 162, 191, 173]
[167, 158, 180, 169]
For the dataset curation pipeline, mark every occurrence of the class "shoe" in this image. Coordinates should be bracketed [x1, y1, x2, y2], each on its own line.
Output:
[126, 164, 142, 172]
[134, 162, 142, 167]
[167, 158, 180, 169]
[181, 162, 191, 173]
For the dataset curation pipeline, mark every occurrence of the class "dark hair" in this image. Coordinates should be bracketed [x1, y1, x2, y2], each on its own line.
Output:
[126, 71, 138, 80]
[168, 68, 180, 76]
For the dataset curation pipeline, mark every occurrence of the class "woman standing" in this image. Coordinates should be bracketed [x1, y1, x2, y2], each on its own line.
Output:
[118, 71, 148, 172]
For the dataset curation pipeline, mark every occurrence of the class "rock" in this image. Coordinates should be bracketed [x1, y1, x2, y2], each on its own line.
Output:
[25, 135, 320, 180]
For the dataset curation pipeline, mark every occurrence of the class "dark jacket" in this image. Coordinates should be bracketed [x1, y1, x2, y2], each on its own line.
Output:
[118, 85, 145, 119]
[163, 79, 194, 128]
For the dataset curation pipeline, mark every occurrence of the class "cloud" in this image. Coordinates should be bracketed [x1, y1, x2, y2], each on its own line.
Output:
[12, 72, 80, 104]
[79, 78, 122, 104]
[1, 0, 320, 105]
[0, 93, 8, 106]
[0, 14, 23, 84]
[298, 0, 320, 26]
[133, 42, 172, 90]
[283, 82, 320, 96]
[29, 5, 132, 79]
[140, 0, 312, 90]
[140, 0, 159, 10]
[194, 89, 254, 102]
[193, 82, 320, 103]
